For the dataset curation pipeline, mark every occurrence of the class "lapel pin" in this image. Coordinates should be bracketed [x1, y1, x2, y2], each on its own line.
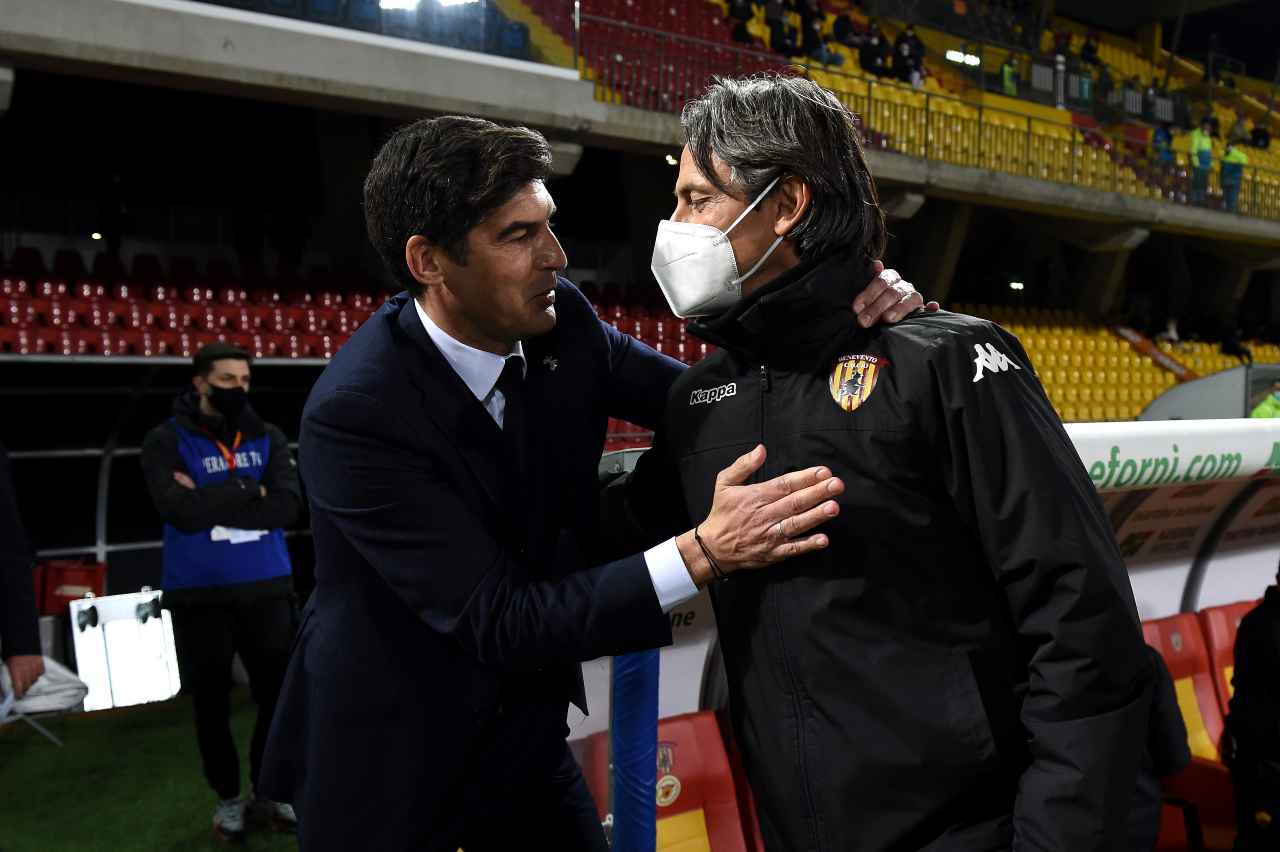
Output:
[542, 355, 559, 372]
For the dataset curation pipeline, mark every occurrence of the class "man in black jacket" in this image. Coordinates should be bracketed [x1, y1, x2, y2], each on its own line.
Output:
[141, 342, 303, 842]
[0, 441, 43, 699]
[1227, 579, 1280, 851]
[634, 74, 1153, 851]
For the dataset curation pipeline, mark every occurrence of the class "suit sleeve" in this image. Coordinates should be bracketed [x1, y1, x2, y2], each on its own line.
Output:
[302, 388, 673, 670]
[926, 325, 1153, 852]
[600, 318, 686, 430]
[0, 446, 40, 659]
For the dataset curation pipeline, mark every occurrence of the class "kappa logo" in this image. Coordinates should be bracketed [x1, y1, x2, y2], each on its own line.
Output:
[971, 342, 1022, 383]
[690, 382, 737, 406]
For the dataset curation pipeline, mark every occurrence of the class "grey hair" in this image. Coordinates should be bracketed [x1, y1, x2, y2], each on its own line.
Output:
[680, 73, 886, 265]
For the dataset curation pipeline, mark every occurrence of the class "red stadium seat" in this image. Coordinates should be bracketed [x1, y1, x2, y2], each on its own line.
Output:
[1144, 615, 1237, 848]
[131, 253, 166, 286]
[1143, 614, 1224, 760]
[581, 711, 751, 852]
[92, 252, 127, 285]
[1199, 599, 1261, 715]
[74, 281, 106, 300]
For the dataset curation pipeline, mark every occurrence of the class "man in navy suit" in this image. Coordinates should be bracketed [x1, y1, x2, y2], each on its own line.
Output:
[259, 115, 924, 851]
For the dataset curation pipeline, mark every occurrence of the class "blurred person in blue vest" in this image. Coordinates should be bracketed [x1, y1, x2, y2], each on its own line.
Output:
[1221, 141, 1249, 213]
[141, 342, 302, 842]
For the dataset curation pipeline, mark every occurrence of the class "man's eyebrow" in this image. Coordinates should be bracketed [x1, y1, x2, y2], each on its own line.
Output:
[494, 203, 556, 240]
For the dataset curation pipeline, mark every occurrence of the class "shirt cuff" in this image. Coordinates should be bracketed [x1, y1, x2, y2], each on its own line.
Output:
[644, 537, 699, 614]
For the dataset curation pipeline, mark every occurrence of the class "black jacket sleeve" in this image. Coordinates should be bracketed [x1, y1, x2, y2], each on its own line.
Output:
[140, 423, 296, 534]
[925, 323, 1153, 852]
[0, 445, 40, 659]
[1147, 646, 1192, 777]
[302, 388, 672, 669]
[210, 425, 302, 531]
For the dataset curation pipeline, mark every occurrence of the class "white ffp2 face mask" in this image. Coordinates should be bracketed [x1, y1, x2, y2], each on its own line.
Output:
[650, 176, 785, 319]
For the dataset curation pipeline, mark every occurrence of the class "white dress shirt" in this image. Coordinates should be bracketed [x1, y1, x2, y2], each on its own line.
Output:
[415, 300, 698, 612]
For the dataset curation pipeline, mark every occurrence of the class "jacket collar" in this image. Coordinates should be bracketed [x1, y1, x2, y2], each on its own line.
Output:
[690, 247, 876, 361]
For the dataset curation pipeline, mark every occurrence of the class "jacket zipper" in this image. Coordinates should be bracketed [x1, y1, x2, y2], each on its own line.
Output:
[760, 362, 823, 847]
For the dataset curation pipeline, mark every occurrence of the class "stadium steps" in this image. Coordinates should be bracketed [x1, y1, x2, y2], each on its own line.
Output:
[490, 0, 576, 68]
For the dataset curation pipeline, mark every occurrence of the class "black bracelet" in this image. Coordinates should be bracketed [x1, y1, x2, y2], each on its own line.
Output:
[694, 526, 726, 582]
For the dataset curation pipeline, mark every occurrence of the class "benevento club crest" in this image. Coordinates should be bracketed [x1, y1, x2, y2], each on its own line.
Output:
[829, 354, 889, 413]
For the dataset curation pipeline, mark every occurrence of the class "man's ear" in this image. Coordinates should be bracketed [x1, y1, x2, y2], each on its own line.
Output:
[772, 176, 811, 238]
[405, 235, 447, 290]
[192, 375, 206, 394]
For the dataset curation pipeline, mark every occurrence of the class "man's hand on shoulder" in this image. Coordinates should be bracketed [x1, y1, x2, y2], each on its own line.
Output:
[173, 471, 195, 490]
[853, 260, 940, 328]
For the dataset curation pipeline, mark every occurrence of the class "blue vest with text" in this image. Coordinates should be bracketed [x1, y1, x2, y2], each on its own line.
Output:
[162, 420, 292, 590]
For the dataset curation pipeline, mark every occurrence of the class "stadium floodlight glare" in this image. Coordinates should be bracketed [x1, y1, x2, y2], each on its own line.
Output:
[379, 0, 418, 9]
[1009, 281, 1025, 291]
[438, 0, 480, 5]
[664, 154, 678, 166]
[945, 49, 981, 66]
[91, 232, 102, 241]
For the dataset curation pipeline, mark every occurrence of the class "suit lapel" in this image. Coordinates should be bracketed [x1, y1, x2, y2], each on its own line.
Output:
[393, 297, 509, 519]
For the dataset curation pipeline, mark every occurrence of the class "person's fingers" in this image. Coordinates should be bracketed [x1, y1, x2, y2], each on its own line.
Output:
[925, 300, 941, 312]
[861, 284, 907, 327]
[852, 277, 888, 315]
[760, 466, 833, 502]
[771, 532, 831, 561]
[716, 445, 766, 489]
[777, 497, 842, 540]
[769, 475, 845, 522]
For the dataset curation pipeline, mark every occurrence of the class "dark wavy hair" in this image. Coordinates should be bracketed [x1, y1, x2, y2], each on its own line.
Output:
[363, 115, 552, 296]
[680, 74, 886, 265]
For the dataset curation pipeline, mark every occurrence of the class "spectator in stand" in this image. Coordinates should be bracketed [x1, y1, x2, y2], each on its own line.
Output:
[769, 16, 804, 58]
[1080, 33, 1100, 67]
[1222, 141, 1249, 213]
[1222, 329, 1254, 364]
[1051, 27, 1071, 57]
[832, 9, 862, 47]
[0, 441, 43, 701]
[802, 13, 844, 67]
[728, 0, 753, 22]
[1152, 123, 1175, 170]
[1230, 114, 1251, 146]
[1129, 646, 1190, 852]
[141, 342, 303, 842]
[1225, 568, 1280, 850]
[1190, 118, 1215, 204]
[1252, 122, 1271, 150]
[860, 21, 892, 77]
[1001, 54, 1019, 96]
[1097, 64, 1114, 101]
[893, 24, 924, 85]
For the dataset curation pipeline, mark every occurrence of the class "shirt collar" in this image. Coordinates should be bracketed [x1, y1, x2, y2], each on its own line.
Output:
[415, 298, 524, 403]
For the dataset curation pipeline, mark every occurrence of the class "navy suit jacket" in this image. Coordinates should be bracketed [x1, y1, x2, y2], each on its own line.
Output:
[259, 280, 684, 849]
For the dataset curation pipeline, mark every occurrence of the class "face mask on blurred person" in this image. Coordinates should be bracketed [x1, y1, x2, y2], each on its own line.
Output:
[650, 176, 783, 319]
[207, 385, 249, 422]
